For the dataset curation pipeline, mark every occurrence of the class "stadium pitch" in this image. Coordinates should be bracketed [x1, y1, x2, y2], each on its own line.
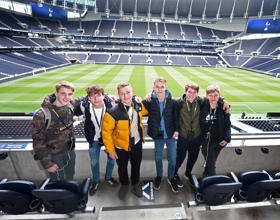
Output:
[0, 64, 279, 118]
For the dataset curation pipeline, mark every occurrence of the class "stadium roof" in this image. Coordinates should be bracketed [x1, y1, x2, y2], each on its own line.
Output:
[96, 0, 279, 20]
[2, 0, 279, 21]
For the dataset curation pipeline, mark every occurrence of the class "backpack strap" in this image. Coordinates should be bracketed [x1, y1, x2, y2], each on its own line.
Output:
[66, 103, 74, 113]
[40, 107, 51, 130]
[35, 103, 74, 130]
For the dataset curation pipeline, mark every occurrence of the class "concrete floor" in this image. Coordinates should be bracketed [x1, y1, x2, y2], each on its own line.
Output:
[1, 175, 280, 220]
[88, 176, 280, 220]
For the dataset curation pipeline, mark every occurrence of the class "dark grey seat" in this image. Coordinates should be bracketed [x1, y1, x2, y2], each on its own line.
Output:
[32, 178, 91, 214]
[236, 171, 280, 202]
[192, 174, 242, 206]
[0, 179, 42, 214]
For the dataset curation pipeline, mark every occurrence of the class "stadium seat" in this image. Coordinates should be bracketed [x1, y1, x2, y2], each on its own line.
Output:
[0, 152, 8, 160]
[272, 172, 280, 198]
[234, 170, 280, 202]
[0, 179, 42, 214]
[191, 174, 242, 206]
[32, 177, 91, 214]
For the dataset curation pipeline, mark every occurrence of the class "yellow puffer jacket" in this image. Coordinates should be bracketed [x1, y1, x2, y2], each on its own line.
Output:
[102, 101, 148, 154]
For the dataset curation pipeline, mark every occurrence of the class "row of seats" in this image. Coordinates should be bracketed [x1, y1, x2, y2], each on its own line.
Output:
[2, 171, 280, 214]
[0, 177, 91, 215]
[239, 120, 280, 132]
[191, 170, 280, 206]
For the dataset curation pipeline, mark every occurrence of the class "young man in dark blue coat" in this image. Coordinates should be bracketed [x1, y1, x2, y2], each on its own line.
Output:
[142, 77, 179, 193]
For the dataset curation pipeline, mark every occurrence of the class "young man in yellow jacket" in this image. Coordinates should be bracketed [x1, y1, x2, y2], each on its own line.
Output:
[102, 82, 148, 200]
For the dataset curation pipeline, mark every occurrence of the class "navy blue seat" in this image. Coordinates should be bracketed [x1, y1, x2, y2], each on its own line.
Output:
[236, 171, 280, 202]
[272, 172, 280, 198]
[0, 179, 42, 214]
[0, 152, 8, 160]
[32, 178, 91, 214]
[192, 175, 242, 206]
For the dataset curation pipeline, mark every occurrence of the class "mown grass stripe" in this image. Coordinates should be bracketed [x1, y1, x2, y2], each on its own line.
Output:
[1, 64, 280, 117]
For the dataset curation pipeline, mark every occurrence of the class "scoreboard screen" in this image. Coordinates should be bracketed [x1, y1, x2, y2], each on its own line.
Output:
[31, 2, 68, 21]
[246, 18, 280, 34]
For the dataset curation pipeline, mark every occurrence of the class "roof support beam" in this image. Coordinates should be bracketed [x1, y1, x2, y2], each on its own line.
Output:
[230, 0, 237, 22]
[161, 0, 166, 20]
[133, 0, 138, 17]
[258, 0, 264, 18]
[202, 0, 208, 20]
[244, 0, 250, 18]
[216, 0, 222, 20]
[105, 0, 110, 17]
[147, 0, 151, 18]
[273, 0, 279, 18]
[174, 0, 180, 20]
[188, 0, 194, 21]
[119, 0, 123, 16]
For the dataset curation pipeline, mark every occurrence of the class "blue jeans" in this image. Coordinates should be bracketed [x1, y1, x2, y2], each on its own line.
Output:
[154, 138, 177, 180]
[89, 141, 115, 183]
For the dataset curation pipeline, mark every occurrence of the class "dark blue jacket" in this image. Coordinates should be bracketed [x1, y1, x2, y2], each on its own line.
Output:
[142, 90, 179, 139]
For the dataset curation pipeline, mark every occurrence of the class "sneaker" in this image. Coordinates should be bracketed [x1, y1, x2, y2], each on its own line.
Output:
[175, 174, 183, 188]
[153, 176, 162, 190]
[89, 182, 99, 196]
[132, 184, 143, 198]
[106, 177, 119, 187]
[118, 185, 129, 200]
[168, 178, 179, 193]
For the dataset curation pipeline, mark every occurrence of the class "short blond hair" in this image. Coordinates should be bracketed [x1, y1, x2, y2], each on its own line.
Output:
[55, 81, 74, 92]
[154, 77, 167, 85]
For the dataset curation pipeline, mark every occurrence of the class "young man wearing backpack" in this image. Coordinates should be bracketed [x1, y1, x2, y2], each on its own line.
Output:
[32, 81, 80, 181]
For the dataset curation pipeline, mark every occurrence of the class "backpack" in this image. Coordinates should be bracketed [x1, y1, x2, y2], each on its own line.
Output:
[35, 104, 74, 130]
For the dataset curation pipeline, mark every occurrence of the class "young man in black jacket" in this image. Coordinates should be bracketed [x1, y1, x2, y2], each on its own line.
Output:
[200, 85, 231, 176]
[75, 85, 118, 195]
[142, 77, 179, 193]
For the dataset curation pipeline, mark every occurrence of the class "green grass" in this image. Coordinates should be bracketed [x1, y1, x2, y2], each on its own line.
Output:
[0, 64, 279, 118]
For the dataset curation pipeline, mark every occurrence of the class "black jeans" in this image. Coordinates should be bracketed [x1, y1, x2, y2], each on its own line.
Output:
[175, 135, 201, 176]
[201, 137, 222, 176]
[115, 141, 142, 185]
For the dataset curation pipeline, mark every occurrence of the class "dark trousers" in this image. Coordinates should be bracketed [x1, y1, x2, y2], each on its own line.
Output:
[115, 141, 142, 186]
[175, 135, 201, 176]
[49, 148, 76, 181]
[201, 137, 222, 176]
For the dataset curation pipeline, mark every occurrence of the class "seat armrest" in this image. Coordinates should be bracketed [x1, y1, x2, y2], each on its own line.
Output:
[0, 179, 8, 183]
[230, 172, 239, 183]
[39, 178, 51, 189]
[191, 174, 200, 191]
[81, 178, 91, 195]
[262, 170, 273, 180]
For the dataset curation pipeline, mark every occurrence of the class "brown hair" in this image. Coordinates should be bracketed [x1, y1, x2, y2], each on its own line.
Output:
[117, 82, 130, 92]
[206, 85, 220, 95]
[55, 81, 74, 92]
[86, 85, 104, 96]
[185, 82, 199, 93]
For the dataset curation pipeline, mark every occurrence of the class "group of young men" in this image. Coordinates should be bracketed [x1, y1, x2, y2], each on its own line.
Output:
[32, 78, 231, 200]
